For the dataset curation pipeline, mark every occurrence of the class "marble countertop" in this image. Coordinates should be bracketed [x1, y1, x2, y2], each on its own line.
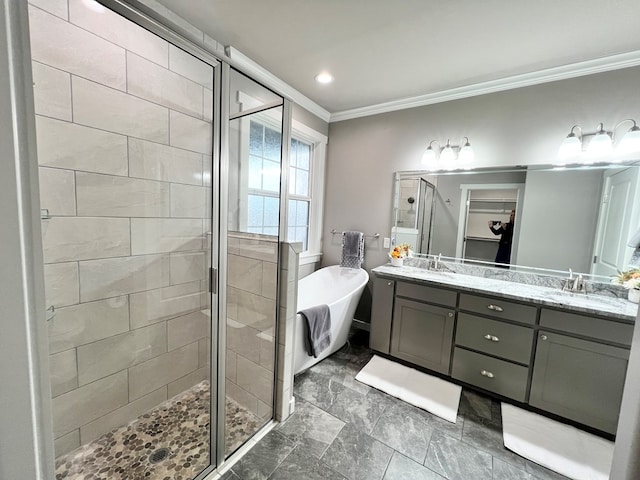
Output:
[372, 265, 639, 322]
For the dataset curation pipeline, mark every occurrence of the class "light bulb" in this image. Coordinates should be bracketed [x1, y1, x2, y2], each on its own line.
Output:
[586, 124, 612, 160]
[440, 145, 456, 170]
[421, 147, 438, 171]
[617, 125, 640, 155]
[557, 134, 582, 162]
[458, 140, 474, 168]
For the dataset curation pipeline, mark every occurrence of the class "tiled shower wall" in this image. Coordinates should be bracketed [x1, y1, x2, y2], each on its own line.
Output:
[396, 178, 420, 228]
[225, 233, 279, 421]
[29, 1, 214, 457]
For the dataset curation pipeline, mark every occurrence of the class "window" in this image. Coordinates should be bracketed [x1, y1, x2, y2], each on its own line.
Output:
[246, 120, 281, 236]
[239, 94, 327, 262]
[288, 138, 312, 249]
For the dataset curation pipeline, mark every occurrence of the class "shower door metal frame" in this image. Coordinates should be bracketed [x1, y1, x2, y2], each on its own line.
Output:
[44, 0, 225, 477]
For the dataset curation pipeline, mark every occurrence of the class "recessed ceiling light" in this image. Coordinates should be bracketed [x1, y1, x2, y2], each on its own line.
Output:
[314, 72, 334, 84]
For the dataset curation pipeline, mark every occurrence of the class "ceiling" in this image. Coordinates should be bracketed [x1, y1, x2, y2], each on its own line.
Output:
[156, 0, 640, 117]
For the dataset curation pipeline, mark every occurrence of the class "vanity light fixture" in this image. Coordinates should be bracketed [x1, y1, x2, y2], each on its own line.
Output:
[557, 119, 640, 164]
[421, 137, 474, 171]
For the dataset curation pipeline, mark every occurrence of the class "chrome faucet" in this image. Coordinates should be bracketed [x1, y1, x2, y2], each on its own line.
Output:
[429, 253, 445, 271]
[562, 269, 586, 293]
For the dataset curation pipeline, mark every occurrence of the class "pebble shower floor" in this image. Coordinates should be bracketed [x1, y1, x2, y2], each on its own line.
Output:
[55, 381, 262, 480]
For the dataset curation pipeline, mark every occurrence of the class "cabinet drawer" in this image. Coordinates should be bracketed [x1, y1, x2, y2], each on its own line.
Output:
[455, 313, 533, 364]
[539, 309, 633, 346]
[396, 281, 457, 307]
[459, 293, 537, 325]
[452, 347, 529, 402]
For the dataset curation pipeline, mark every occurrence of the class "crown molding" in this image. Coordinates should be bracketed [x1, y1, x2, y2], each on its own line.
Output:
[329, 50, 640, 123]
[226, 46, 331, 123]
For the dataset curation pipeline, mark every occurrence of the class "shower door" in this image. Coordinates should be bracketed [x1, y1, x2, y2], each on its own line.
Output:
[31, 1, 218, 478]
[220, 68, 284, 457]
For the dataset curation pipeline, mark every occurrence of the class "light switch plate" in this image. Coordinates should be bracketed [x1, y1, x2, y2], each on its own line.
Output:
[383, 237, 390, 248]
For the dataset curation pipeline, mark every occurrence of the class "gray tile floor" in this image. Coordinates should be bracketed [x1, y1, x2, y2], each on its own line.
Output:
[225, 332, 570, 480]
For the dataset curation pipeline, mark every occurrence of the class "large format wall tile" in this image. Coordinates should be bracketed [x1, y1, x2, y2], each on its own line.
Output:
[170, 110, 212, 154]
[29, 0, 68, 20]
[131, 218, 203, 255]
[127, 52, 203, 118]
[227, 318, 261, 365]
[171, 184, 208, 219]
[49, 349, 78, 397]
[68, 0, 168, 68]
[128, 138, 203, 185]
[167, 310, 210, 351]
[80, 387, 167, 444]
[228, 254, 264, 295]
[32, 61, 71, 121]
[128, 342, 199, 400]
[167, 366, 209, 399]
[226, 378, 259, 416]
[77, 323, 167, 385]
[48, 296, 129, 354]
[72, 76, 169, 143]
[169, 251, 206, 285]
[42, 216, 130, 263]
[204, 88, 214, 123]
[44, 262, 79, 308]
[236, 355, 274, 405]
[76, 172, 170, 218]
[38, 167, 76, 216]
[79, 254, 170, 302]
[129, 282, 202, 329]
[29, 6, 126, 90]
[54, 430, 79, 458]
[168, 44, 213, 89]
[52, 371, 128, 437]
[35, 116, 128, 176]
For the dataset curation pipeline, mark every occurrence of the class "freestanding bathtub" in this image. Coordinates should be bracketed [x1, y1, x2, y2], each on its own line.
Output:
[293, 265, 369, 374]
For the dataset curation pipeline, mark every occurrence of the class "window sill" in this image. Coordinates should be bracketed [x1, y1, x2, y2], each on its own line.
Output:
[299, 252, 322, 265]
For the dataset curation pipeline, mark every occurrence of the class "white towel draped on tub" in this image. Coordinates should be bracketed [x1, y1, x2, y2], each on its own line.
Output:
[341, 231, 364, 268]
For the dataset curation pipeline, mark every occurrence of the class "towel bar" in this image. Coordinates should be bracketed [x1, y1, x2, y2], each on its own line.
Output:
[330, 229, 380, 239]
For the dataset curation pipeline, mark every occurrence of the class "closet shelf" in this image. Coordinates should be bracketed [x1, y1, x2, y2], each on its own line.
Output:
[465, 236, 499, 243]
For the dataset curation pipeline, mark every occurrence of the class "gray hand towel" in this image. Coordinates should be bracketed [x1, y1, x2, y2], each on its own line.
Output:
[341, 231, 364, 269]
[298, 304, 331, 358]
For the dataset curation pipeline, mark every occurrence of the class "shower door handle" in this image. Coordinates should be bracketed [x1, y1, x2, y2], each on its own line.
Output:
[209, 267, 217, 294]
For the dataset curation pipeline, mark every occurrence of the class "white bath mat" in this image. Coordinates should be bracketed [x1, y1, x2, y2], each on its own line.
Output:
[355, 355, 461, 423]
[501, 403, 614, 480]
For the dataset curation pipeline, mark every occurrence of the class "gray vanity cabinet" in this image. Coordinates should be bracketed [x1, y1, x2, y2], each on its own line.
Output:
[529, 331, 629, 434]
[390, 297, 455, 374]
[370, 277, 395, 354]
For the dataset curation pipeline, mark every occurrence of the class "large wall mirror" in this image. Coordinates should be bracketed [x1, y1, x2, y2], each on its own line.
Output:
[392, 162, 640, 278]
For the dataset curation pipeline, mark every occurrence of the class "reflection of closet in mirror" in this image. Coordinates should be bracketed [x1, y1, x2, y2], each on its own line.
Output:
[456, 184, 525, 264]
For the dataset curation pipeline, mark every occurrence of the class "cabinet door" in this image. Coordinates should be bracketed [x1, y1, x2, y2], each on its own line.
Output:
[530, 331, 629, 434]
[370, 277, 395, 354]
[390, 298, 455, 374]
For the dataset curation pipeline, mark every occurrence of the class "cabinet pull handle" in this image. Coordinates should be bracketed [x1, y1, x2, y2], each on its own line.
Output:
[480, 369, 495, 378]
[448, 312, 454, 318]
[483, 334, 500, 342]
[540, 334, 548, 341]
[487, 304, 504, 312]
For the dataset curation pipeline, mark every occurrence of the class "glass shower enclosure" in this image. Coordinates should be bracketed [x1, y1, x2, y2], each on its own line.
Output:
[31, 1, 284, 478]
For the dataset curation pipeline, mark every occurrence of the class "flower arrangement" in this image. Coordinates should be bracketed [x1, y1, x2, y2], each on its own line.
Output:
[389, 243, 412, 259]
[613, 268, 640, 290]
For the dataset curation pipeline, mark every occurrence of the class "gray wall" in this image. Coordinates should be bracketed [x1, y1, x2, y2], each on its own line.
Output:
[518, 169, 602, 272]
[323, 66, 640, 275]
